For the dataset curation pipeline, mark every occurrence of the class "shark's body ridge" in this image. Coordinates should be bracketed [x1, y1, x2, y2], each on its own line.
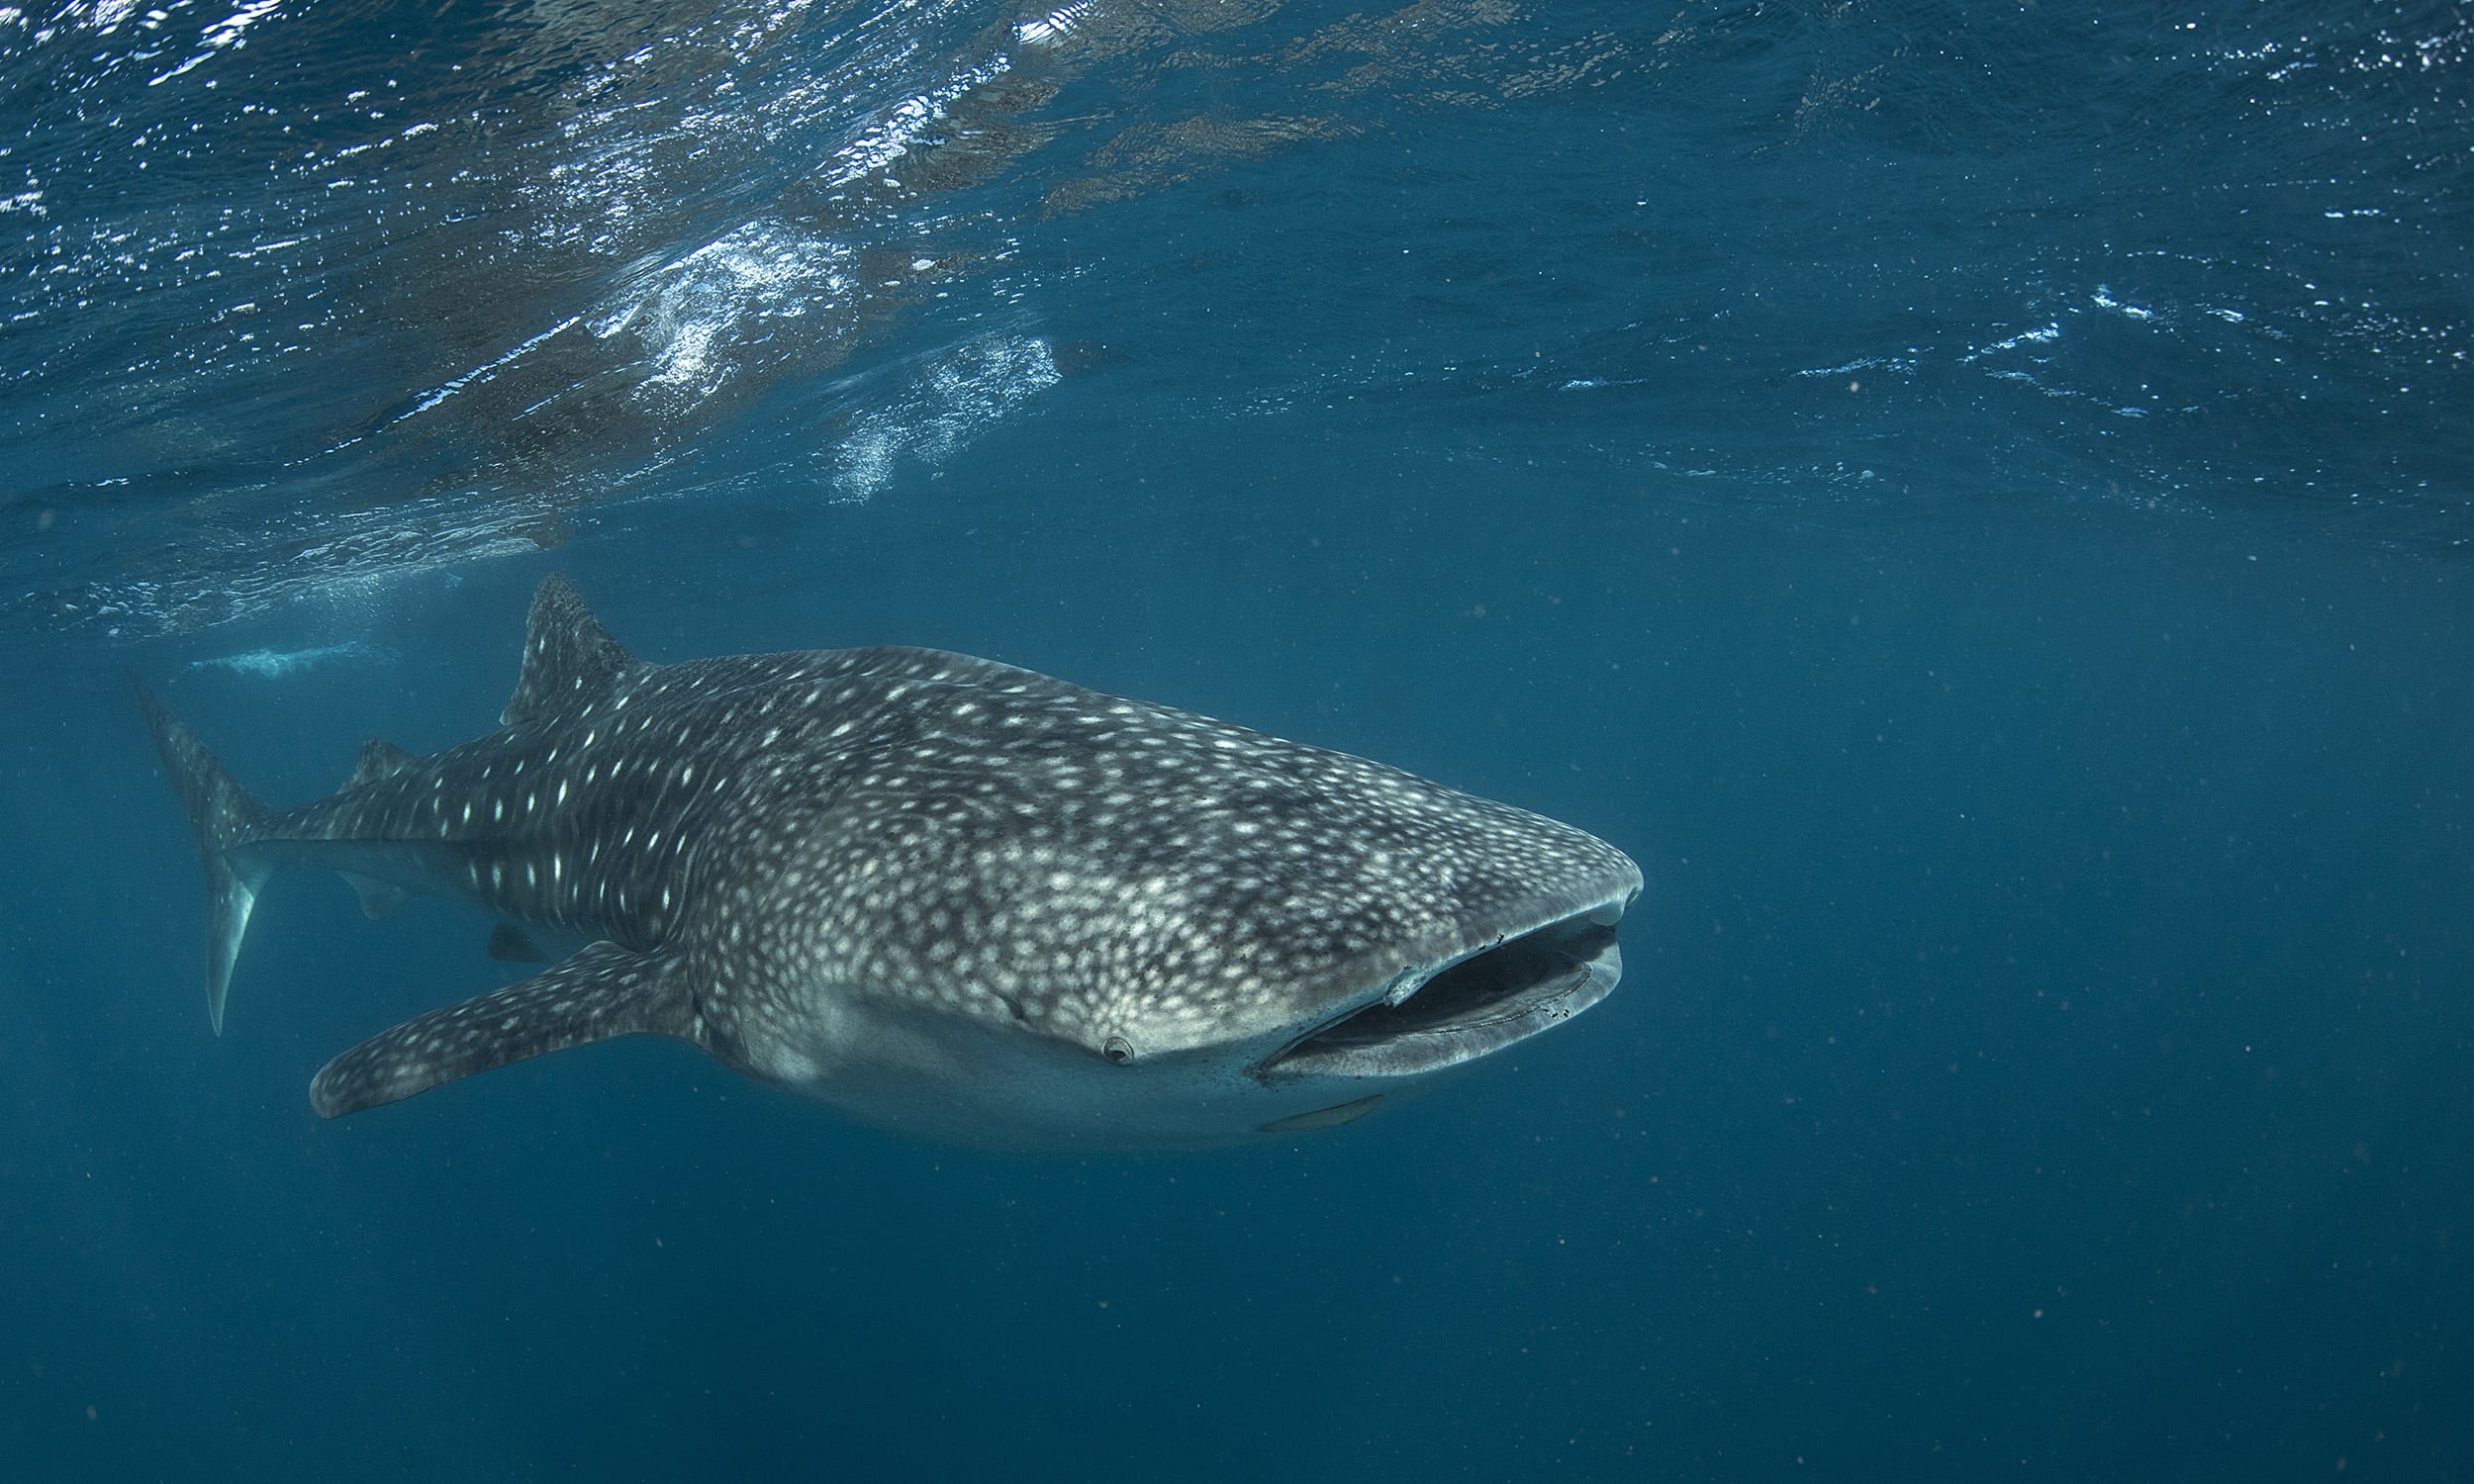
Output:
[143, 577, 1642, 1147]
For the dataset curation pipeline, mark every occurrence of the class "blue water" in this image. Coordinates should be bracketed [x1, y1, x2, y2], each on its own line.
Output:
[5, 0, 2472, 1477]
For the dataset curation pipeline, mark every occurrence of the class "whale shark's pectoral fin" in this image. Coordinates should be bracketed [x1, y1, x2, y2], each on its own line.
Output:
[309, 942, 700, 1117]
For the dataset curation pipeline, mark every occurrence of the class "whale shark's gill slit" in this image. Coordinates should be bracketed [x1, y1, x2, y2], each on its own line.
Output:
[1262, 912, 1623, 1079]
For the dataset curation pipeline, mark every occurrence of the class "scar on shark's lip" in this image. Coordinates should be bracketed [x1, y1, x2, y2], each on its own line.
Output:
[1256, 899, 1629, 1081]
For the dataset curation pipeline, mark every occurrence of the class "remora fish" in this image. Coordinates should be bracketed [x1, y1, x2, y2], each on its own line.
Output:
[142, 576, 1642, 1147]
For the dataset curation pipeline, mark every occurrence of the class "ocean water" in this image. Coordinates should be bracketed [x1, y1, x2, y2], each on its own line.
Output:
[4, 0, 2472, 1477]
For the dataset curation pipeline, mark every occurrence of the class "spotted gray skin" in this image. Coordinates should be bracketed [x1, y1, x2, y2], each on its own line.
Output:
[141, 575, 1642, 1147]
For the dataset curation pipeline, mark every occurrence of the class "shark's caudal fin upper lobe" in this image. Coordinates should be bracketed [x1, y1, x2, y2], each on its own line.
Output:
[137, 680, 273, 1034]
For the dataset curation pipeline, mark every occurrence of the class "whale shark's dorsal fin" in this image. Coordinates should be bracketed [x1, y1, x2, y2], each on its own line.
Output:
[503, 574, 645, 728]
[308, 941, 702, 1116]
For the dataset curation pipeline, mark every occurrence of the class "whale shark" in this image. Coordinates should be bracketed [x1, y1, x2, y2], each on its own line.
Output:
[187, 641, 401, 680]
[142, 576, 1642, 1147]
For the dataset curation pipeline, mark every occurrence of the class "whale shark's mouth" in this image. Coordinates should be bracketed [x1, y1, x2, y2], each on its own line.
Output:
[1259, 905, 1626, 1080]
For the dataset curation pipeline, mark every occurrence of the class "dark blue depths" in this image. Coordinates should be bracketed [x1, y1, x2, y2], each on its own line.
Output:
[3, 0, 2472, 1480]
[9, 446, 2470, 1482]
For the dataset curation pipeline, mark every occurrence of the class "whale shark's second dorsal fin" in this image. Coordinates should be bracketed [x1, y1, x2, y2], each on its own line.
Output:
[503, 575, 645, 728]
[344, 737, 417, 791]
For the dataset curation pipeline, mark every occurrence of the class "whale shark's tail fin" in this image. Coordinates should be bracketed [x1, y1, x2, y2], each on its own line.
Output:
[137, 681, 275, 1035]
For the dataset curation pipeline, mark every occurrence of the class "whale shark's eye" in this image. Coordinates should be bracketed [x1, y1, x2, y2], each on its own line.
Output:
[1101, 1035, 1134, 1065]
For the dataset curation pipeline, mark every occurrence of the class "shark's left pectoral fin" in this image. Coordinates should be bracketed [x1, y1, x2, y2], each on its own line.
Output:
[309, 942, 700, 1117]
